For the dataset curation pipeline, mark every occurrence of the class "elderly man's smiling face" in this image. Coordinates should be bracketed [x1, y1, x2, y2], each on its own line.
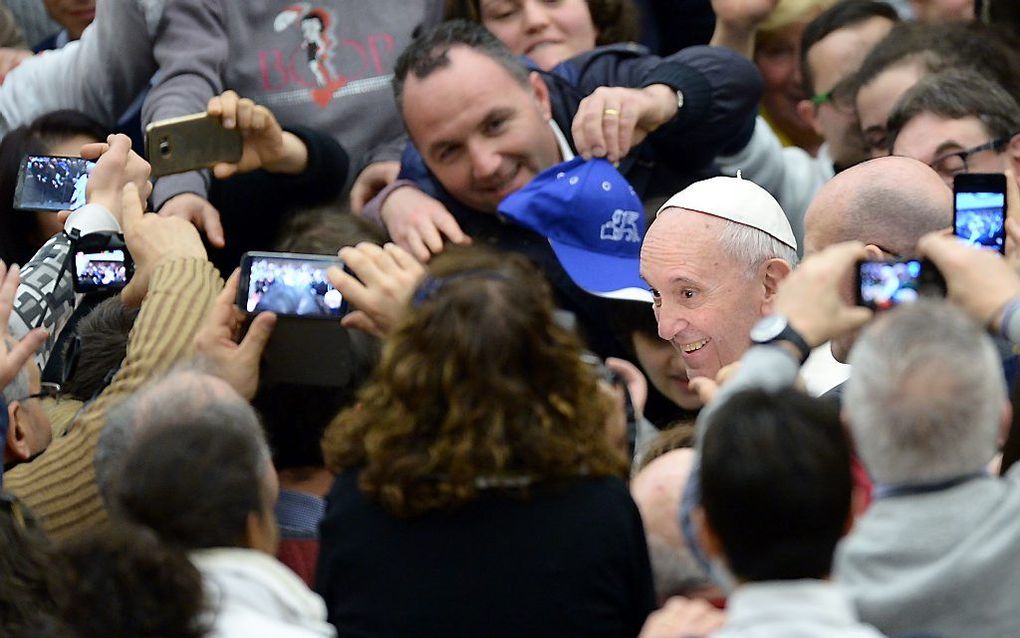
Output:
[640, 210, 784, 382]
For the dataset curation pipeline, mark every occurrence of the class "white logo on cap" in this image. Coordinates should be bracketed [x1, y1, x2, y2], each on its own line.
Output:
[556, 172, 566, 179]
[600, 210, 641, 243]
[569, 176, 580, 186]
[601, 181, 612, 191]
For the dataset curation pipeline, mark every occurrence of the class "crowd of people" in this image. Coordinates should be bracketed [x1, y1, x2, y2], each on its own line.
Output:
[1, 0, 1020, 636]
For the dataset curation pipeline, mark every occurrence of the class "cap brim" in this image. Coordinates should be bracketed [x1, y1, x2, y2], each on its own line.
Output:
[548, 239, 652, 303]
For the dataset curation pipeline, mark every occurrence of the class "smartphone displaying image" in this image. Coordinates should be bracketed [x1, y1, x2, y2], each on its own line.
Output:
[73, 248, 131, 293]
[14, 155, 96, 212]
[856, 259, 946, 311]
[238, 252, 345, 319]
[954, 173, 1007, 253]
[145, 112, 243, 178]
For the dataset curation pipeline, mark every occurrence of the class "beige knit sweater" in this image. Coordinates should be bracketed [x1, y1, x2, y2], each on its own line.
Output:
[5, 258, 221, 541]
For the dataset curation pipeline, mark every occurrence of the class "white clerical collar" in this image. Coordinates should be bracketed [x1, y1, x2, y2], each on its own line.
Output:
[549, 119, 575, 162]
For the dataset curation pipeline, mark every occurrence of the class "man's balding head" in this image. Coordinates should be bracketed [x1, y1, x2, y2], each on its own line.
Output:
[631, 448, 716, 602]
[804, 156, 951, 256]
[803, 156, 950, 361]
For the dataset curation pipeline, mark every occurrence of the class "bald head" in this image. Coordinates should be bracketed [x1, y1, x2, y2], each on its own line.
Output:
[631, 448, 696, 548]
[804, 156, 952, 255]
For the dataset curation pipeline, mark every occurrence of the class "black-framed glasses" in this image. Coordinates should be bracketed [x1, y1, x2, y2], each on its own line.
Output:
[12, 382, 61, 403]
[810, 78, 856, 115]
[929, 137, 1010, 183]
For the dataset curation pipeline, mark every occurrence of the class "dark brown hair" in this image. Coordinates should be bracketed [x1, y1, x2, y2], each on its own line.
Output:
[321, 246, 627, 516]
[444, 0, 640, 49]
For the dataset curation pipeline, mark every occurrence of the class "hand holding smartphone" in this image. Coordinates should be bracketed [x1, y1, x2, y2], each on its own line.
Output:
[856, 259, 946, 310]
[954, 173, 1007, 253]
[237, 251, 346, 319]
[145, 112, 243, 178]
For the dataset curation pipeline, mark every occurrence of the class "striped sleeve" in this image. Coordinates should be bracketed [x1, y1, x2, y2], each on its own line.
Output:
[4, 257, 222, 540]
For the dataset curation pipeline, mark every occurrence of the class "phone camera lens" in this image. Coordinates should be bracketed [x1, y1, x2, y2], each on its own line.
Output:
[159, 138, 171, 158]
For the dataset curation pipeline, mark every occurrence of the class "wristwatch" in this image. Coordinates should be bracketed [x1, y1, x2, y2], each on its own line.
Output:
[750, 315, 812, 364]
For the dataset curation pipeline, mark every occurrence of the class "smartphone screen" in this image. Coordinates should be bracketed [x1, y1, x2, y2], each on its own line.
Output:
[857, 259, 945, 310]
[74, 249, 130, 293]
[954, 173, 1007, 253]
[239, 252, 345, 319]
[15, 155, 96, 212]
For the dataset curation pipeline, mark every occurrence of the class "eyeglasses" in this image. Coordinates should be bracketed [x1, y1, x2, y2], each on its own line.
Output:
[12, 382, 61, 403]
[810, 78, 856, 115]
[928, 137, 1010, 183]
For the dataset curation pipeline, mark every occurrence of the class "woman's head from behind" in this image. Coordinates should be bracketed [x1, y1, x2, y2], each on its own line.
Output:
[0, 110, 105, 265]
[322, 246, 627, 516]
[444, 0, 639, 70]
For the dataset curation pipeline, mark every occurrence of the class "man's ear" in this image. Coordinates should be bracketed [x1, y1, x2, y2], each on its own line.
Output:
[693, 505, 724, 561]
[760, 257, 793, 314]
[1004, 133, 1020, 176]
[529, 71, 552, 120]
[6, 401, 30, 462]
[796, 99, 822, 137]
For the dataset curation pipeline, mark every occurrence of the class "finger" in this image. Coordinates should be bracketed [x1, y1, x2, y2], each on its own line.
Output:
[579, 100, 609, 159]
[207, 94, 223, 117]
[6, 327, 47, 372]
[79, 142, 110, 160]
[571, 104, 594, 160]
[340, 310, 385, 338]
[383, 242, 422, 271]
[119, 183, 145, 233]
[211, 269, 242, 319]
[327, 265, 371, 308]
[1007, 218, 1020, 249]
[432, 210, 469, 245]
[601, 101, 622, 162]
[687, 377, 718, 404]
[350, 184, 368, 215]
[212, 162, 238, 180]
[1006, 162, 1019, 223]
[251, 105, 269, 132]
[0, 262, 16, 326]
[217, 90, 239, 128]
[405, 231, 433, 263]
[237, 97, 255, 131]
[238, 310, 276, 359]
[416, 218, 445, 254]
[617, 102, 638, 161]
[202, 203, 225, 248]
[339, 244, 388, 286]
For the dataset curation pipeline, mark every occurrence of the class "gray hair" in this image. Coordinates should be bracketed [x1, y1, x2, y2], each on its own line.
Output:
[646, 533, 714, 603]
[96, 365, 269, 507]
[845, 301, 1004, 485]
[888, 69, 1020, 150]
[717, 220, 799, 278]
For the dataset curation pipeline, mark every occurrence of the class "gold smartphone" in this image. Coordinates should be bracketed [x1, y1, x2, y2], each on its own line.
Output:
[145, 112, 243, 178]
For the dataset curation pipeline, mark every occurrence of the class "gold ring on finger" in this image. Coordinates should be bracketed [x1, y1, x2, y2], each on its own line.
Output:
[603, 108, 620, 117]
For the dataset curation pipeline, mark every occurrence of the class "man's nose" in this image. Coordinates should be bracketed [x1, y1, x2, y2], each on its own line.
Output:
[468, 141, 502, 181]
[656, 303, 689, 342]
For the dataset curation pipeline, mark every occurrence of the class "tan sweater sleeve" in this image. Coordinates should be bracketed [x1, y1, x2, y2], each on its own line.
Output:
[5, 258, 222, 540]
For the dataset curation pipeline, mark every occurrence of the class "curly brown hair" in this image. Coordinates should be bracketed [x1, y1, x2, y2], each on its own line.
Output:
[321, 246, 628, 517]
[444, 0, 640, 49]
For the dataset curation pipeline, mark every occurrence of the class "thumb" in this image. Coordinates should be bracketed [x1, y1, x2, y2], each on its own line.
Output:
[212, 162, 238, 180]
[238, 311, 276, 360]
[687, 376, 718, 403]
[202, 203, 226, 248]
[841, 306, 874, 331]
[340, 311, 384, 338]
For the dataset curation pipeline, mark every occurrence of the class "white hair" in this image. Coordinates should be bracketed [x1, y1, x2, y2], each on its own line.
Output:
[845, 301, 1004, 485]
[717, 220, 799, 278]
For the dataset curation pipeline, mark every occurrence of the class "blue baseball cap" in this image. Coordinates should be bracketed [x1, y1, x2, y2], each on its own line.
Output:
[497, 157, 651, 302]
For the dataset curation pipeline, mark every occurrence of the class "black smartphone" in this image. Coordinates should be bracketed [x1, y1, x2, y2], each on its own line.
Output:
[14, 155, 96, 212]
[954, 173, 1007, 254]
[237, 251, 346, 319]
[856, 259, 946, 310]
[71, 234, 134, 294]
